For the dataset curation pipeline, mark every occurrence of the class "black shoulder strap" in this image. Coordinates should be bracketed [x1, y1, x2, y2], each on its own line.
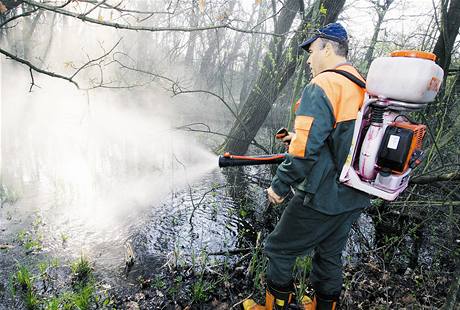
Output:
[323, 69, 366, 89]
[322, 69, 365, 174]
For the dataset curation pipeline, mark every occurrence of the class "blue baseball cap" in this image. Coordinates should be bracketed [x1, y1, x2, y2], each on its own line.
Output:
[299, 23, 348, 51]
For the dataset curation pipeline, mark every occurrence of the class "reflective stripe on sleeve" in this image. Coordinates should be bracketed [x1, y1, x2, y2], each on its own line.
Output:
[289, 115, 314, 157]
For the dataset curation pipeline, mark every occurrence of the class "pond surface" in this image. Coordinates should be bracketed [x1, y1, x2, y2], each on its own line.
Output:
[0, 163, 275, 305]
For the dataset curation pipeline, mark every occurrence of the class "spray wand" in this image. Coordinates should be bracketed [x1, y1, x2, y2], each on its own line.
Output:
[218, 152, 286, 167]
[218, 128, 290, 168]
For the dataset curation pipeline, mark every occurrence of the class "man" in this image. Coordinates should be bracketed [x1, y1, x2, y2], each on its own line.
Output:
[243, 23, 370, 310]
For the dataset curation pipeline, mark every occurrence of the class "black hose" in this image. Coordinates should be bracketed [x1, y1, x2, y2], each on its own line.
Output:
[218, 154, 285, 167]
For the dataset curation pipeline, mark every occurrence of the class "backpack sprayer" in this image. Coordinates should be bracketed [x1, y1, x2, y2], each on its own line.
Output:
[339, 50, 443, 200]
[219, 50, 444, 201]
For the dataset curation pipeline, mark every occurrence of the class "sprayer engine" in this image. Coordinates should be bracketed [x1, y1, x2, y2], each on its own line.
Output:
[339, 50, 443, 201]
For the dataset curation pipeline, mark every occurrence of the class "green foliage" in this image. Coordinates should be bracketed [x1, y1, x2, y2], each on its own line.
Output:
[71, 255, 92, 283]
[319, 4, 327, 15]
[371, 198, 385, 208]
[191, 278, 214, 303]
[24, 289, 40, 309]
[60, 233, 69, 244]
[13, 265, 39, 309]
[32, 215, 43, 230]
[12, 257, 100, 310]
[188, 249, 216, 304]
[17, 229, 27, 243]
[72, 282, 95, 310]
[167, 274, 184, 299]
[38, 261, 48, 275]
[44, 297, 59, 310]
[59, 286, 94, 310]
[14, 265, 33, 291]
[8, 274, 16, 296]
[17, 228, 43, 252]
[50, 258, 60, 268]
[24, 239, 42, 251]
[37, 261, 51, 283]
[294, 256, 312, 298]
[153, 275, 166, 290]
[248, 233, 268, 291]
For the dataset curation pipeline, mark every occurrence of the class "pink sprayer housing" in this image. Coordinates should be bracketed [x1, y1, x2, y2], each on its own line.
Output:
[339, 99, 407, 201]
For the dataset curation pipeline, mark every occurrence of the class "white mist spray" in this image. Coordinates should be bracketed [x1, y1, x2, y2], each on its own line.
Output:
[2, 61, 217, 223]
[1, 15, 221, 260]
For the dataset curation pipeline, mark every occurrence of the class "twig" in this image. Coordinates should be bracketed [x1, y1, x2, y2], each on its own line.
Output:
[208, 248, 253, 256]
[80, 0, 107, 17]
[22, 0, 285, 37]
[70, 38, 122, 80]
[172, 89, 269, 154]
[0, 8, 38, 28]
[78, 0, 177, 15]
[0, 47, 80, 88]
[175, 123, 270, 154]
[188, 185, 226, 226]
[410, 172, 460, 184]
[231, 293, 253, 309]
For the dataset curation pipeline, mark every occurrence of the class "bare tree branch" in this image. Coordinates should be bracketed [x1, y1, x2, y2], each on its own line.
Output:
[1, 37, 121, 90]
[80, 0, 107, 17]
[78, 0, 177, 15]
[0, 47, 80, 88]
[70, 38, 122, 80]
[21, 0, 285, 37]
[410, 172, 460, 185]
[0, 8, 38, 28]
[174, 122, 270, 153]
[172, 88, 269, 154]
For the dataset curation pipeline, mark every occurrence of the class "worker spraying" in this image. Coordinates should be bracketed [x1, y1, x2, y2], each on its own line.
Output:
[219, 22, 443, 310]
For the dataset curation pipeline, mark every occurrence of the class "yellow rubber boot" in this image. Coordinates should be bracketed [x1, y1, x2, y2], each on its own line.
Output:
[298, 295, 316, 310]
[242, 290, 275, 310]
[242, 288, 293, 310]
[242, 299, 265, 310]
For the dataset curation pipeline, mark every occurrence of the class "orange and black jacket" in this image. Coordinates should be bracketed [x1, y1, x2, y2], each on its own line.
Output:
[271, 64, 370, 215]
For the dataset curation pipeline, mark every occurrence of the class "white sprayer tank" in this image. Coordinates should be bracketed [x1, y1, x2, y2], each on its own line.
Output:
[366, 51, 444, 103]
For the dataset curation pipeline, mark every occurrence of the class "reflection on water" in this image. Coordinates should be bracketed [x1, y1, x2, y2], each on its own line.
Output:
[2, 165, 270, 271]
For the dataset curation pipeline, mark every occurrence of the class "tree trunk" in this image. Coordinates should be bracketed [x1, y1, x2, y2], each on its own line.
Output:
[363, 0, 395, 71]
[432, 0, 460, 77]
[185, 0, 199, 64]
[220, 0, 346, 155]
[239, 2, 266, 106]
[22, 8, 42, 59]
[41, 11, 56, 62]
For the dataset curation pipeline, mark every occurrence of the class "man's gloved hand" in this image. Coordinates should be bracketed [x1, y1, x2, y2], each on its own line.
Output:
[281, 132, 295, 148]
[275, 127, 295, 150]
[267, 186, 285, 204]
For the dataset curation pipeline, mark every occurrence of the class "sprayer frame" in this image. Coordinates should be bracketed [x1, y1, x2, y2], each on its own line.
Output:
[338, 97, 424, 201]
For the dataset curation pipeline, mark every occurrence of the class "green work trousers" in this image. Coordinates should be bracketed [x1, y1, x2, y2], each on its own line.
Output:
[264, 193, 362, 297]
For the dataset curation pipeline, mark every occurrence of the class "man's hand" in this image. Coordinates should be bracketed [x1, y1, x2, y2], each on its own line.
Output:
[281, 132, 295, 147]
[275, 128, 295, 150]
[267, 187, 285, 204]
